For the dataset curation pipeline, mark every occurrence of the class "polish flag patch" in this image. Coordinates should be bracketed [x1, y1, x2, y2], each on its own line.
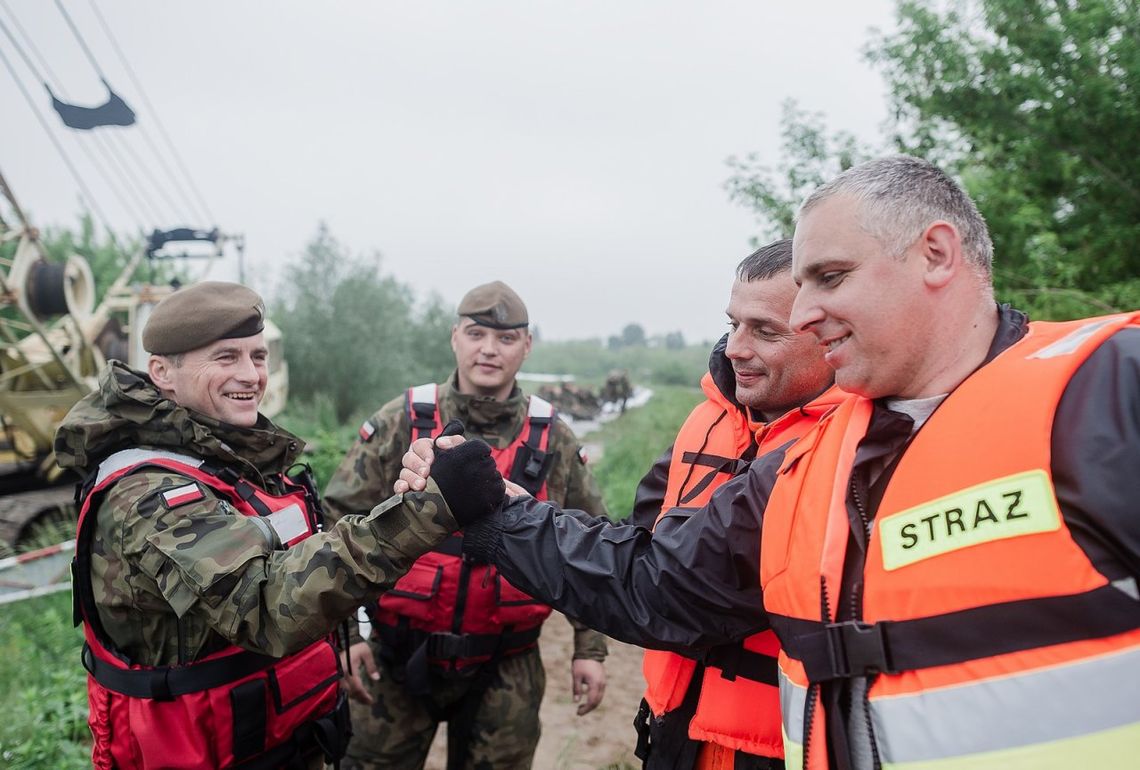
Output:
[359, 419, 377, 442]
[162, 483, 205, 509]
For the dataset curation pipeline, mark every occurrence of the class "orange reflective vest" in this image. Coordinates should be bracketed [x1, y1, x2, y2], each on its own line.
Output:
[761, 315, 1140, 770]
[74, 450, 347, 769]
[642, 376, 843, 760]
[373, 384, 555, 670]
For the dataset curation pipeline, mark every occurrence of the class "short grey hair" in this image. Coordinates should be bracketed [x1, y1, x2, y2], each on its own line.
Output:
[736, 239, 793, 282]
[798, 155, 994, 276]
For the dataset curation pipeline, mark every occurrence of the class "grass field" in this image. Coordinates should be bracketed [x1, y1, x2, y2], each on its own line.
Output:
[0, 384, 702, 767]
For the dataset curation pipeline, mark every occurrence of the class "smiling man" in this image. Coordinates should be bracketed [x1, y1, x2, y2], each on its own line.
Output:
[323, 280, 610, 770]
[401, 157, 1140, 770]
[56, 281, 500, 769]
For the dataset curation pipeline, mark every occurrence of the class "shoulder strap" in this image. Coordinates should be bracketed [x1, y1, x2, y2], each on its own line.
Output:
[508, 396, 557, 495]
[92, 448, 205, 488]
[407, 383, 441, 441]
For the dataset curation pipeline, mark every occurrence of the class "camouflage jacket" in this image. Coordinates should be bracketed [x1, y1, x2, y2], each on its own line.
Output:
[323, 373, 610, 661]
[55, 361, 458, 666]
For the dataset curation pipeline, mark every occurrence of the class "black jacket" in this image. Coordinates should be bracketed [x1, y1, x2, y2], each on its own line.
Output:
[463, 306, 1140, 654]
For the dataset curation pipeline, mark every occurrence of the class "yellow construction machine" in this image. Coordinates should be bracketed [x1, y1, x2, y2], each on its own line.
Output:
[0, 170, 287, 548]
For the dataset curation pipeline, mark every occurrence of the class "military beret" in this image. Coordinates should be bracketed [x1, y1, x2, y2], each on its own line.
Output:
[456, 281, 528, 330]
[143, 281, 266, 355]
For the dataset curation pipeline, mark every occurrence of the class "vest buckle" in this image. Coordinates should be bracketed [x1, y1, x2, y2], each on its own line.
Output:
[824, 620, 894, 679]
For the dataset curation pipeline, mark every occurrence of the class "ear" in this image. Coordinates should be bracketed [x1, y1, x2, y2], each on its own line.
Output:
[919, 220, 962, 289]
[523, 332, 533, 359]
[148, 355, 176, 394]
[450, 325, 460, 355]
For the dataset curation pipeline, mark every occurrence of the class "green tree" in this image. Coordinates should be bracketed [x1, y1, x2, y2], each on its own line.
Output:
[725, 100, 872, 243]
[274, 224, 452, 423]
[867, 0, 1140, 317]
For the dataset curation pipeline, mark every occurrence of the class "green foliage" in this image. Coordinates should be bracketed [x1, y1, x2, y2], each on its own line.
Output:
[273, 224, 454, 422]
[0, 592, 90, 769]
[275, 395, 362, 490]
[867, 0, 1140, 318]
[588, 386, 703, 518]
[725, 100, 874, 243]
[526, 338, 709, 388]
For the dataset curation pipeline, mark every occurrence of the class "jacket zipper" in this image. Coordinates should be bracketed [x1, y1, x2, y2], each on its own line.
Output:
[803, 575, 834, 770]
[849, 476, 881, 770]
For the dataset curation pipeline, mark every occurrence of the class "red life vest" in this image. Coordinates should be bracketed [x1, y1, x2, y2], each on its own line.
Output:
[641, 380, 843, 761]
[73, 449, 348, 770]
[762, 315, 1140, 770]
[372, 384, 556, 670]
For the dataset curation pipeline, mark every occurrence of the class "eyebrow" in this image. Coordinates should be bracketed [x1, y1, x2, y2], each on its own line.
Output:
[726, 310, 788, 330]
[797, 258, 855, 283]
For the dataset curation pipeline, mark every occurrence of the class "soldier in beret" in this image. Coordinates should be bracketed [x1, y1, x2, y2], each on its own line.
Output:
[324, 280, 611, 769]
[56, 281, 505, 769]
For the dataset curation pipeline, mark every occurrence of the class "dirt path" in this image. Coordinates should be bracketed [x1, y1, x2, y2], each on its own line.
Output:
[425, 614, 645, 769]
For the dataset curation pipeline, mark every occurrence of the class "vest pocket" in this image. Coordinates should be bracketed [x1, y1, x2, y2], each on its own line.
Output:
[493, 573, 551, 626]
[267, 639, 340, 713]
[379, 561, 447, 627]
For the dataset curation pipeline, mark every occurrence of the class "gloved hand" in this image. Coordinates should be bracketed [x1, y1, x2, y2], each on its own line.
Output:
[429, 438, 506, 527]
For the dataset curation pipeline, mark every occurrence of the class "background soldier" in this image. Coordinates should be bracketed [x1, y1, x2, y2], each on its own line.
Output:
[324, 280, 610, 769]
[57, 281, 498, 769]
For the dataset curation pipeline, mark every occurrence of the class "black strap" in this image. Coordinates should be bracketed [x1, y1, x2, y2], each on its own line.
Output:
[377, 623, 543, 665]
[678, 451, 754, 505]
[82, 642, 278, 700]
[230, 679, 268, 762]
[696, 644, 779, 686]
[773, 582, 1140, 682]
[431, 533, 465, 558]
[407, 391, 438, 439]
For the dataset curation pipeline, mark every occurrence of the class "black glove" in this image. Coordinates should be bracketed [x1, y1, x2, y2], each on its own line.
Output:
[430, 438, 506, 527]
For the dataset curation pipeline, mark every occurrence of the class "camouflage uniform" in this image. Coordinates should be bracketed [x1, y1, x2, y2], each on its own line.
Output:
[56, 363, 459, 763]
[324, 373, 610, 770]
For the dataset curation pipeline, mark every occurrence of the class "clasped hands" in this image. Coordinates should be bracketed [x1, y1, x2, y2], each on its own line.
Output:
[395, 431, 528, 524]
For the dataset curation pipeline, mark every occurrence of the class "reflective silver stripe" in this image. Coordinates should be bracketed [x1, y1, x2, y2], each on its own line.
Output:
[409, 383, 436, 405]
[1027, 318, 1114, 359]
[528, 394, 553, 419]
[872, 643, 1140, 764]
[94, 448, 204, 487]
[779, 668, 808, 745]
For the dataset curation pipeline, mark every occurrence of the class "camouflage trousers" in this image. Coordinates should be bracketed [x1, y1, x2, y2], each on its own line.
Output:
[342, 641, 546, 770]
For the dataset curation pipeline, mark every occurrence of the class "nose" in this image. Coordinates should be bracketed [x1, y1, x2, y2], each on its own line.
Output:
[234, 354, 260, 384]
[724, 326, 750, 360]
[790, 288, 823, 336]
[479, 336, 498, 357]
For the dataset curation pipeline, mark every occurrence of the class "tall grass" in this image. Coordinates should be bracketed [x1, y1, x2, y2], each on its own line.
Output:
[587, 385, 703, 519]
[0, 591, 89, 768]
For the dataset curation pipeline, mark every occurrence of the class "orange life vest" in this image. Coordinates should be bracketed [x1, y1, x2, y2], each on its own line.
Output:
[761, 315, 1140, 770]
[372, 384, 555, 670]
[73, 450, 348, 770]
[642, 378, 844, 760]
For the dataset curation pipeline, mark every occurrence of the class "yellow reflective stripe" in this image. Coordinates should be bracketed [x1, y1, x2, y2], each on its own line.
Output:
[782, 726, 804, 770]
[880, 720, 1140, 770]
[872, 644, 1140, 763]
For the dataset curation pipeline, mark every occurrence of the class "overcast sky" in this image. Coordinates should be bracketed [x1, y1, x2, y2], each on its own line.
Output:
[1, 1, 896, 343]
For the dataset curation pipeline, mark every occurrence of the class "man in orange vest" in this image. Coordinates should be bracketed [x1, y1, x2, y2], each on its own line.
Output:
[401, 156, 1140, 769]
[623, 239, 835, 770]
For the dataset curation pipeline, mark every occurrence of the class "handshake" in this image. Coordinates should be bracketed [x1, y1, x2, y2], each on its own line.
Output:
[394, 420, 528, 526]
